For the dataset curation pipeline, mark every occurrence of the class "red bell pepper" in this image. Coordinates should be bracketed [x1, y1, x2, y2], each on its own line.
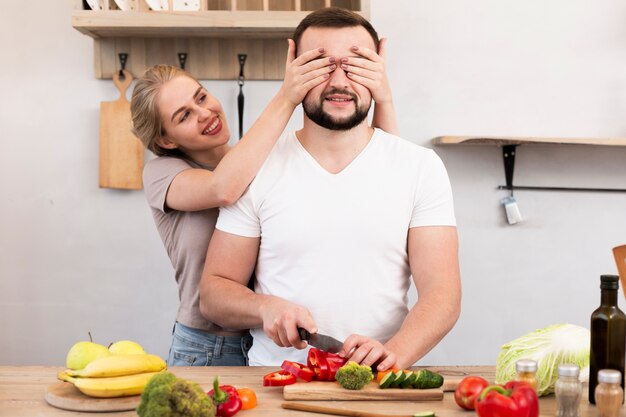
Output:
[281, 360, 315, 382]
[208, 377, 242, 417]
[325, 352, 348, 380]
[475, 381, 539, 417]
[263, 370, 297, 386]
[307, 348, 330, 381]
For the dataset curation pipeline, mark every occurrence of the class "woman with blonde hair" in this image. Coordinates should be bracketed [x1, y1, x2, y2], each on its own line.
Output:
[131, 38, 398, 366]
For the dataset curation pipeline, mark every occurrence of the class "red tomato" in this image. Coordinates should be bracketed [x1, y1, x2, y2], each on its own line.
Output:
[454, 376, 490, 410]
[281, 360, 315, 382]
[263, 370, 296, 386]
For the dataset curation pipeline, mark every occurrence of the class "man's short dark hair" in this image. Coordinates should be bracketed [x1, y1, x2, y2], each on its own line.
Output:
[292, 7, 380, 54]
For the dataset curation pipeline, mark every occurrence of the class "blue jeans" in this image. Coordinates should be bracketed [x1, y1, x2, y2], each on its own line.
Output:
[167, 322, 253, 366]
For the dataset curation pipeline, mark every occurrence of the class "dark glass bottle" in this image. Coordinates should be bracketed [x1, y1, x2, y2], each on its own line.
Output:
[589, 275, 626, 404]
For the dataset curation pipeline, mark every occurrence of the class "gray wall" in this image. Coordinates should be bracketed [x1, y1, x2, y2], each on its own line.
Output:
[1, 0, 625, 366]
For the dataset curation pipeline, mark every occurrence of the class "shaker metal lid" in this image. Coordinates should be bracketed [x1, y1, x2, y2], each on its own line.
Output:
[558, 364, 580, 377]
[516, 359, 538, 372]
[598, 369, 621, 383]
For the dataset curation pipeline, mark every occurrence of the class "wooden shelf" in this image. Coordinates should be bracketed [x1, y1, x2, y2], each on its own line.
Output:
[432, 136, 626, 147]
[73, 10, 330, 39]
[432, 135, 626, 193]
[71, 0, 369, 80]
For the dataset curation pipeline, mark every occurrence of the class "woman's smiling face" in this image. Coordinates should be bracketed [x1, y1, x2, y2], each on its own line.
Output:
[156, 75, 230, 154]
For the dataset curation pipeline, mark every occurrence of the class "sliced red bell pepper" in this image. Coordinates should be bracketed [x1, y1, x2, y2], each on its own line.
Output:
[325, 353, 347, 380]
[208, 377, 242, 417]
[281, 360, 315, 382]
[307, 348, 329, 381]
[263, 370, 297, 386]
[475, 382, 539, 417]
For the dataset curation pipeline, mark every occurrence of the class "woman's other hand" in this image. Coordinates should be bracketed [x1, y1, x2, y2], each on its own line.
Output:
[279, 39, 335, 106]
[341, 37, 392, 104]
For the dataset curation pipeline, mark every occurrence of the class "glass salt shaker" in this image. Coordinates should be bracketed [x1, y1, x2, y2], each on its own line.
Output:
[555, 364, 581, 417]
[595, 369, 624, 417]
[516, 359, 538, 392]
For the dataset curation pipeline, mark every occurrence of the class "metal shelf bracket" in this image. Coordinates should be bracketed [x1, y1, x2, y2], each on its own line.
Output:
[498, 145, 626, 193]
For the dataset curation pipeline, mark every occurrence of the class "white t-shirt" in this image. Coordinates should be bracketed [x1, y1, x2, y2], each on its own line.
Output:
[216, 129, 456, 366]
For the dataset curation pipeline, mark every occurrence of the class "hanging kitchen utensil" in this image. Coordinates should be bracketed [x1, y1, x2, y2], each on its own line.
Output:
[99, 53, 143, 190]
[237, 54, 247, 140]
[178, 52, 187, 70]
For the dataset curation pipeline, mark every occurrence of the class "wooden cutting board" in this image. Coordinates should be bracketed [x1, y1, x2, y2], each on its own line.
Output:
[283, 381, 444, 401]
[45, 381, 141, 412]
[99, 69, 144, 190]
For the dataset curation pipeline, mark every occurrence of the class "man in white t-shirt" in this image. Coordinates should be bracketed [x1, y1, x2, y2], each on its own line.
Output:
[199, 7, 461, 371]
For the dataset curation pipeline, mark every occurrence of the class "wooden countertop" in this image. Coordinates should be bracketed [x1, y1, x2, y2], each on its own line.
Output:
[0, 365, 611, 416]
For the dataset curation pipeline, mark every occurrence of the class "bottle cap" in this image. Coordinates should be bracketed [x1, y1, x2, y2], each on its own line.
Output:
[558, 364, 580, 378]
[516, 359, 537, 372]
[600, 275, 620, 290]
[598, 369, 621, 384]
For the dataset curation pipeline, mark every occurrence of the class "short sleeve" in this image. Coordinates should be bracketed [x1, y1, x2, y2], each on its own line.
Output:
[143, 157, 192, 213]
[410, 150, 456, 228]
[216, 187, 262, 238]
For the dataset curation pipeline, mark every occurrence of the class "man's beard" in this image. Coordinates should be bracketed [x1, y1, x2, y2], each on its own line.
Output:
[303, 89, 371, 131]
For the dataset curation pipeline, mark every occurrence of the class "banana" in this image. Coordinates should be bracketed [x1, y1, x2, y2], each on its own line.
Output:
[64, 353, 166, 378]
[58, 371, 161, 398]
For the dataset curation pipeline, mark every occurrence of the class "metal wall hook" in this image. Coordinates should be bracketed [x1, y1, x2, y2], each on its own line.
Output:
[178, 53, 188, 70]
[118, 53, 128, 80]
[238, 54, 247, 86]
[237, 54, 248, 140]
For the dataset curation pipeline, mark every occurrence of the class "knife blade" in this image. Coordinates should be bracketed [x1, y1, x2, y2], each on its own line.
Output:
[298, 328, 344, 353]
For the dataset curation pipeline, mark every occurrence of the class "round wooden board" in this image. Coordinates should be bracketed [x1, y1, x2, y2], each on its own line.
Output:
[45, 381, 141, 412]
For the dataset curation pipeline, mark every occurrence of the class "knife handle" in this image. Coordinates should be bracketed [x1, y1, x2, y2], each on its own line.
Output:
[297, 327, 311, 341]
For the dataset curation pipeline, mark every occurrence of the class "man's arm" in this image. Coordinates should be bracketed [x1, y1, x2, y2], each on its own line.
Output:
[199, 229, 317, 349]
[385, 225, 461, 368]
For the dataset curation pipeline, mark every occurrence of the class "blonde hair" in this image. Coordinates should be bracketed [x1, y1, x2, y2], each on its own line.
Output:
[130, 64, 196, 157]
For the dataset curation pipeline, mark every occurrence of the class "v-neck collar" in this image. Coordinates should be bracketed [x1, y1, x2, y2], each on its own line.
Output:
[292, 128, 378, 177]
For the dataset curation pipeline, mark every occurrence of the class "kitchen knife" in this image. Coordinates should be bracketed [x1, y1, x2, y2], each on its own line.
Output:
[298, 328, 343, 353]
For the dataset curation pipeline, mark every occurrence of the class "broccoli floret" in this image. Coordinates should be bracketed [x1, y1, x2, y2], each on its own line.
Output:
[137, 371, 216, 417]
[335, 361, 374, 390]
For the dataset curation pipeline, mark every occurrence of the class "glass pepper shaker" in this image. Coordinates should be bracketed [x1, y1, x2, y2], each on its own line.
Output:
[516, 359, 538, 392]
[555, 364, 582, 417]
[595, 369, 624, 417]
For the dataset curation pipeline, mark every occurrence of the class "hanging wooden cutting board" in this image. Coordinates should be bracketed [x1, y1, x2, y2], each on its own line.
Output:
[45, 381, 140, 412]
[99, 69, 143, 190]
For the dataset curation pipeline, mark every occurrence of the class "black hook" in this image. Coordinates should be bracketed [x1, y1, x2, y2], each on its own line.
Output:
[178, 53, 188, 70]
[118, 53, 128, 80]
[238, 54, 247, 87]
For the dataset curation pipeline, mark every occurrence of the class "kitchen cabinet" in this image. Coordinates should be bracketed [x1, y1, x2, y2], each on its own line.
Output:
[432, 136, 626, 193]
[71, 0, 370, 80]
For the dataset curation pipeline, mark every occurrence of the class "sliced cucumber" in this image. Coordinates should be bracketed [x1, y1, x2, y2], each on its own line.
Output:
[413, 411, 435, 417]
[413, 369, 444, 389]
[390, 370, 406, 388]
[400, 371, 417, 388]
[379, 371, 396, 389]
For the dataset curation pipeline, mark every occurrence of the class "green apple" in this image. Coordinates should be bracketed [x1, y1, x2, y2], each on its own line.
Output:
[65, 341, 110, 370]
[108, 340, 146, 355]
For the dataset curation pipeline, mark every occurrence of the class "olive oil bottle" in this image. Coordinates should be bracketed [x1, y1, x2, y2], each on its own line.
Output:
[589, 275, 626, 404]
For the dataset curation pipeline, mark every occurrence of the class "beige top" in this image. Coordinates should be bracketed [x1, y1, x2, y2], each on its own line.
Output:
[143, 156, 245, 336]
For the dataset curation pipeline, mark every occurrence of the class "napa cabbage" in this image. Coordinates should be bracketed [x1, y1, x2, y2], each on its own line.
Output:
[495, 323, 590, 396]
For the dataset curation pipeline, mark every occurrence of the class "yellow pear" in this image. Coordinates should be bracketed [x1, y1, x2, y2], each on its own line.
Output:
[66, 341, 110, 370]
[109, 340, 146, 355]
